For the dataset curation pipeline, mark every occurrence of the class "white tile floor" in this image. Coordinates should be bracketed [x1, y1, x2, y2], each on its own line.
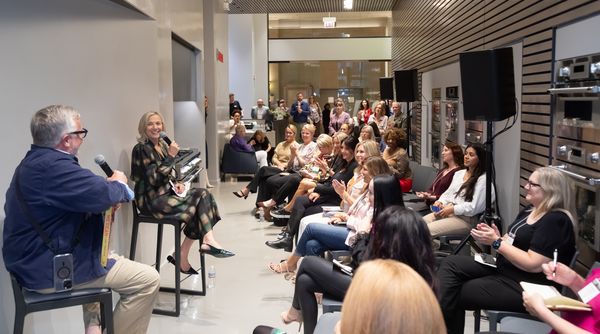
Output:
[146, 181, 484, 334]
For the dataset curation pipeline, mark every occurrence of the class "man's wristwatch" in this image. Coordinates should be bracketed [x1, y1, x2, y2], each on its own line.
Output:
[492, 238, 502, 250]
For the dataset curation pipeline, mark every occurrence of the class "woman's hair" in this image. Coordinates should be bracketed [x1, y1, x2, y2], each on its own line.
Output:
[235, 124, 246, 135]
[31, 105, 80, 147]
[302, 123, 316, 135]
[253, 129, 265, 141]
[137, 111, 163, 143]
[323, 103, 331, 111]
[444, 141, 465, 169]
[359, 99, 369, 110]
[364, 156, 391, 179]
[285, 124, 297, 136]
[372, 174, 404, 222]
[394, 155, 412, 179]
[360, 140, 380, 159]
[366, 207, 437, 291]
[457, 142, 486, 202]
[360, 125, 374, 140]
[534, 167, 577, 229]
[340, 259, 445, 334]
[383, 127, 407, 148]
[333, 131, 348, 146]
[316, 134, 333, 150]
[367, 122, 381, 138]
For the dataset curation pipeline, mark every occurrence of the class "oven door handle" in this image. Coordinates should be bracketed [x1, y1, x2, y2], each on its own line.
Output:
[548, 86, 600, 94]
[549, 165, 600, 186]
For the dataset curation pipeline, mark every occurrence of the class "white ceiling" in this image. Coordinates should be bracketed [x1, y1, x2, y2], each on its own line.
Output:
[227, 0, 398, 14]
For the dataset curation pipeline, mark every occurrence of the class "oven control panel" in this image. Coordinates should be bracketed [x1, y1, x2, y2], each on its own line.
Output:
[554, 138, 600, 174]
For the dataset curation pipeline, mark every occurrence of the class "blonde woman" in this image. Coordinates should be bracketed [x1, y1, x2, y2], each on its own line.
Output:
[439, 166, 577, 334]
[337, 260, 445, 334]
[367, 102, 388, 133]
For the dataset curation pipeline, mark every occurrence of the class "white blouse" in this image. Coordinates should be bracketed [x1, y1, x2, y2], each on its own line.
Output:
[437, 169, 492, 217]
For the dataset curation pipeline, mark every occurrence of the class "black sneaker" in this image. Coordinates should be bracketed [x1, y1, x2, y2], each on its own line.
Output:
[271, 208, 291, 218]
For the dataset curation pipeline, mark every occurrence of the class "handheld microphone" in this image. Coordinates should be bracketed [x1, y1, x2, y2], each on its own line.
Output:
[159, 132, 172, 145]
[94, 155, 114, 177]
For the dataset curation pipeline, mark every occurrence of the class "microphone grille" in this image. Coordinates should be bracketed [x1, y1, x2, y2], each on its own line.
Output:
[94, 154, 105, 165]
[159, 132, 168, 139]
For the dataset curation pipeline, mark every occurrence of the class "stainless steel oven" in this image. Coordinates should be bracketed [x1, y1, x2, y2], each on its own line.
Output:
[550, 52, 600, 254]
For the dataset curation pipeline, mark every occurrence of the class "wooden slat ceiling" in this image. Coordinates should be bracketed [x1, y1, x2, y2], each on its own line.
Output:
[227, 0, 398, 14]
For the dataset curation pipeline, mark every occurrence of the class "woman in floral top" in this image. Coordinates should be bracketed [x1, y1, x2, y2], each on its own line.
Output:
[131, 112, 234, 275]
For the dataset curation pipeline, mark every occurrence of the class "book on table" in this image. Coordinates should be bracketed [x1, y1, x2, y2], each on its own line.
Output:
[520, 281, 592, 312]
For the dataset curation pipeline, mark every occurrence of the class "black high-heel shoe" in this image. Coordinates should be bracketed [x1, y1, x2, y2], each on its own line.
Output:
[166, 255, 199, 275]
[233, 190, 248, 199]
[200, 244, 235, 258]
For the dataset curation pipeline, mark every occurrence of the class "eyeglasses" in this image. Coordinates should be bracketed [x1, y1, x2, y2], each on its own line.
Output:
[525, 180, 542, 189]
[67, 128, 88, 139]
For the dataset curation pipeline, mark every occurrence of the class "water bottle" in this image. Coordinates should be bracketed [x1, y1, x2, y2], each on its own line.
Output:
[258, 208, 264, 222]
[270, 329, 287, 334]
[207, 265, 216, 288]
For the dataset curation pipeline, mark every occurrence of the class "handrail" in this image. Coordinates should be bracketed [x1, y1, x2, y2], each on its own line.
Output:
[548, 86, 600, 94]
[549, 165, 600, 186]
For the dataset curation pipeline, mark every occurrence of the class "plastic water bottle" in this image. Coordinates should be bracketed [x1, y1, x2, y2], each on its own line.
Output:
[208, 265, 216, 288]
[258, 208, 264, 222]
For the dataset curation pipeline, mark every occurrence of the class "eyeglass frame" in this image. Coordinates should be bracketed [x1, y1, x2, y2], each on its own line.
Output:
[66, 128, 88, 139]
[525, 179, 542, 189]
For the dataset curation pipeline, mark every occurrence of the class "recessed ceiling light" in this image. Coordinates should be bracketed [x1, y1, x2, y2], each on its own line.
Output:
[343, 0, 353, 10]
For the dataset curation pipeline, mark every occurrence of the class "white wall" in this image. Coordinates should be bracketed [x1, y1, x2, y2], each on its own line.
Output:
[420, 43, 523, 228]
[269, 37, 391, 61]
[555, 13, 600, 60]
[0, 0, 159, 332]
[228, 14, 268, 118]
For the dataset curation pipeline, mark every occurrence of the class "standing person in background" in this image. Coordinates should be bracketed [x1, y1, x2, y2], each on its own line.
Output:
[357, 99, 372, 126]
[290, 92, 310, 141]
[322, 103, 332, 134]
[307, 95, 323, 136]
[3, 105, 160, 334]
[251, 98, 272, 130]
[390, 101, 405, 129]
[329, 99, 352, 135]
[229, 93, 242, 118]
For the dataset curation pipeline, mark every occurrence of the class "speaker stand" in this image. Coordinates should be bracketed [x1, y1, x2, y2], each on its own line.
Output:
[405, 101, 411, 156]
[454, 121, 500, 253]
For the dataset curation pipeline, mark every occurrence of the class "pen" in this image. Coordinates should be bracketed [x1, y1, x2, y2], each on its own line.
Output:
[553, 248, 558, 277]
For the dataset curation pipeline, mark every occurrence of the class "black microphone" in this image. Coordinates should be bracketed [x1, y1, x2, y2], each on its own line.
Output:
[94, 154, 114, 177]
[159, 131, 172, 145]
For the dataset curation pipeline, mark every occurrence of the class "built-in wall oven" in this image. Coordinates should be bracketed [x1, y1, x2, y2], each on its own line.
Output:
[550, 53, 600, 258]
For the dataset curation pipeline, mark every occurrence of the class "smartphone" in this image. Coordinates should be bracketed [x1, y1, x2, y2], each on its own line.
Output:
[430, 205, 441, 213]
[53, 253, 74, 291]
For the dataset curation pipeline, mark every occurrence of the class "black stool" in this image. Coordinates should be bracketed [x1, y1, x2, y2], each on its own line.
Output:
[10, 273, 114, 334]
[129, 202, 206, 317]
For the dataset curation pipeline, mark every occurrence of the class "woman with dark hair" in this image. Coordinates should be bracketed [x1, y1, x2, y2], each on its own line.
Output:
[329, 100, 352, 135]
[416, 142, 464, 205]
[423, 142, 490, 238]
[248, 129, 273, 162]
[357, 99, 372, 126]
[278, 206, 435, 334]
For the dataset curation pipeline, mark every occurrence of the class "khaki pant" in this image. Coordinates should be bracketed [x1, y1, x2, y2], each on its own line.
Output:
[423, 213, 479, 239]
[48, 255, 160, 334]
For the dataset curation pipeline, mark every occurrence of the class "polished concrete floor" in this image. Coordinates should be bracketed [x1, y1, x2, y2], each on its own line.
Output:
[145, 181, 484, 334]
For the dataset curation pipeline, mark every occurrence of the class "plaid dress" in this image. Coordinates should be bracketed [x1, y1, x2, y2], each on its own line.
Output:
[131, 140, 220, 239]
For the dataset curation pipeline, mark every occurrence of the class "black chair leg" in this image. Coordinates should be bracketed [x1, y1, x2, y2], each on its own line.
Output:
[474, 310, 481, 332]
[101, 294, 115, 334]
[13, 312, 25, 334]
[155, 224, 164, 271]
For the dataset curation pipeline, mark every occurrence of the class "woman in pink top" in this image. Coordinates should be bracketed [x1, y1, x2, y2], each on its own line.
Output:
[329, 100, 352, 135]
[524, 261, 600, 334]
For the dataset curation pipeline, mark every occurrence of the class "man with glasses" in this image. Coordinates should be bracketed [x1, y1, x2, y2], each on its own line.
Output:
[3, 105, 160, 334]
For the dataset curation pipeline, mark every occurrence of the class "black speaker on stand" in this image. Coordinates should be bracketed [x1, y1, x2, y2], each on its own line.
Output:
[394, 69, 418, 154]
[379, 77, 394, 100]
[454, 47, 516, 253]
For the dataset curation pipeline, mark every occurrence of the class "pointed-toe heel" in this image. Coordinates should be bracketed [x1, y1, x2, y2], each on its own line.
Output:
[233, 190, 248, 199]
[201, 244, 235, 258]
[166, 255, 199, 275]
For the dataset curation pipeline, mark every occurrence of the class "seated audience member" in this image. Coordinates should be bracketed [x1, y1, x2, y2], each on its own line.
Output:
[523, 261, 600, 334]
[382, 127, 407, 168]
[248, 129, 273, 163]
[132, 112, 234, 272]
[423, 143, 489, 238]
[226, 109, 243, 141]
[416, 142, 464, 205]
[265, 136, 359, 251]
[233, 125, 297, 200]
[438, 166, 577, 334]
[257, 124, 317, 219]
[337, 259, 445, 334]
[3, 105, 160, 334]
[278, 206, 438, 334]
[268, 158, 395, 274]
[329, 100, 351, 135]
[230, 124, 268, 168]
[368, 102, 388, 133]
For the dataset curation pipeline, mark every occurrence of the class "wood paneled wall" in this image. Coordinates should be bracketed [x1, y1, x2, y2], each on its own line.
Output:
[392, 0, 600, 175]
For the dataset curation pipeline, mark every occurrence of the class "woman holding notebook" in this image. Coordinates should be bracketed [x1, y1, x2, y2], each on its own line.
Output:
[437, 166, 577, 334]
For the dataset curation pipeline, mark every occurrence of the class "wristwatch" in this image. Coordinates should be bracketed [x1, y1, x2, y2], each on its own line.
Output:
[492, 238, 502, 250]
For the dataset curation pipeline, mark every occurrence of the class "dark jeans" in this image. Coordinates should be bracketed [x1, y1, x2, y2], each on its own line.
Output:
[287, 195, 335, 237]
[438, 255, 525, 334]
[292, 256, 352, 334]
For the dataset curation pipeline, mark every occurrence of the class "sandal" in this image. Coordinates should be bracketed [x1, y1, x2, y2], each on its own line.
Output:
[233, 190, 248, 199]
[268, 261, 291, 274]
[285, 272, 296, 283]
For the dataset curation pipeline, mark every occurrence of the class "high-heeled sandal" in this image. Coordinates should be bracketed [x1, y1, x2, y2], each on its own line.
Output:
[232, 190, 248, 199]
[281, 309, 303, 332]
[257, 199, 276, 208]
[268, 261, 292, 274]
[166, 255, 199, 275]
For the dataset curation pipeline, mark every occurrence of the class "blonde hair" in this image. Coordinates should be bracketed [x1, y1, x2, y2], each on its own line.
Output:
[302, 123, 316, 135]
[286, 124, 297, 136]
[361, 140, 380, 160]
[316, 134, 333, 149]
[533, 167, 577, 231]
[137, 111, 163, 143]
[340, 260, 446, 334]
